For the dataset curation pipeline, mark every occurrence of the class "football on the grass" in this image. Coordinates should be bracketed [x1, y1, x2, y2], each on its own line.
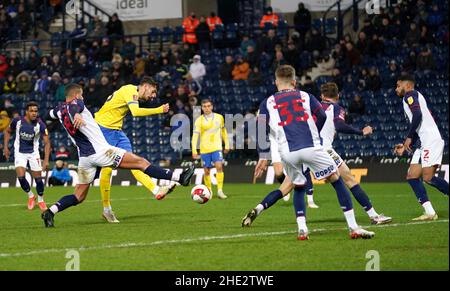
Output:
[191, 184, 211, 204]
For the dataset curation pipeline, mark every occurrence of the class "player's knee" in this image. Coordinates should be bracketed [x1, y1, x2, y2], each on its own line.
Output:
[327, 173, 339, 183]
[422, 174, 433, 183]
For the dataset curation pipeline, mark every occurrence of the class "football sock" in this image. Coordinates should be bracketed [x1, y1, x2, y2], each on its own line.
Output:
[343, 209, 359, 229]
[216, 172, 224, 191]
[143, 165, 174, 181]
[350, 184, 373, 211]
[100, 167, 112, 208]
[425, 176, 449, 195]
[18, 176, 31, 194]
[260, 189, 283, 210]
[276, 173, 285, 184]
[296, 216, 307, 232]
[407, 179, 430, 204]
[131, 169, 158, 195]
[37, 195, 44, 203]
[366, 207, 379, 218]
[332, 177, 353, 211]
[422, 201, 436, 216]
[35, 177, 45, 197]
[293, 185, 307, 218]
[50, 194, 79, 214]
[255, 204, 265, 215]
[204, 175, 212, 192]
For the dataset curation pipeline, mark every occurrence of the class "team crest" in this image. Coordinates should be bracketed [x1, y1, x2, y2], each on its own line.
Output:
[407, 96, 414, 105]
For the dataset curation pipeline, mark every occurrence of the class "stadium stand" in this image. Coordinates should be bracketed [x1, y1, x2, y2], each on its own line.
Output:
[0, 0, 448, 164]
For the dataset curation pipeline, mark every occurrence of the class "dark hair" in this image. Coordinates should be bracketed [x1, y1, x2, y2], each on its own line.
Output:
[397, 73, 416, 84]
[64, 83, 83, 98]
[275, 65, 296, 83]
[201, 98, 213, 105]
[320, 82, 339, 99]
[25, 101, 39, 111]
[140, 76, 158, 89]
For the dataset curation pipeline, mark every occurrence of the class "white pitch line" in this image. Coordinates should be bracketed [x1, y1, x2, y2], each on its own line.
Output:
[0, 220, 447, 258]
[0, 197, 151, 208]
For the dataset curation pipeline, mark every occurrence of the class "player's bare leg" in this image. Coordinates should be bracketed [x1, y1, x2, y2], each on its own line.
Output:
[215, 161, 227, 199]
[242, 176, 294, 227]
[407, 164, 438, 221]
[339, 163, 391, 225]
[273, 162, 290, 202]
[31, 170, 47, 211]
[42, 183, 91, 228]
[326, 172, 375, 239]
[15, 167, 36, 210]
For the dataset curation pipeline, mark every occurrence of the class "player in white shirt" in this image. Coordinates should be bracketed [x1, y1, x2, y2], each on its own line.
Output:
[40, 84, 195, 227]
[394, 74, 448, 221]
[243, 65, 374, 240]
[268, 134, 318, 207]
[3, 101, 51, 211]
[319, 82, 391, 224]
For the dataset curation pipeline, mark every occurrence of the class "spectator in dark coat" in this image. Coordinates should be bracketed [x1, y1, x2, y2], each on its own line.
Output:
[121, 36, 137, 60]
[106, 13, 124, 39]
[366, 33, 384, 57]
[219, 55, 234, 81]
[248, 66, 262, 86]
[195, 16, 211, 50]
[404, 22, 421, 47]
[306, 28, 326, 54]
[416, 46, 436, 72]
[245, 45, 260, 69]
[293, 2, 311, 46]
[97, 37, 114, 63]
[365, 67, 381, 91]
[348, 94, 365, 121]
[345, 42, 361, 67]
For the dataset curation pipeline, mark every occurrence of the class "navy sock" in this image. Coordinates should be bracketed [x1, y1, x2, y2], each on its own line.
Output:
[305, 169, 314, 195]
[276, 173, 285, 184]
[260, 189, 283, 209]
[407, 179, 429, 204]
[35, 178, 45, 196]
[53, 194, 79, 213]
[331, 177, 353, 211]
[144, 165, 174, 181]
[18, 176, 31, 193]
[425, 176, 449, 195]
[293, 185, 306, 217]
[350, 184, 373, 211]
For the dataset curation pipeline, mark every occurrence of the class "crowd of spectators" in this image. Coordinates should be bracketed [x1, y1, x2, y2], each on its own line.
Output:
[0, 0, 448, 161]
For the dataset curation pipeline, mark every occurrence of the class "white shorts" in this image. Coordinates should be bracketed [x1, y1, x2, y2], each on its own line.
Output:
[324, 147, 344, 168]
[77, 147, 126, 184]
[281, 147, 338, 185]
[271, 146, 282, 163]
[410, 140, 444, 168]
[14, 151, 42, 172]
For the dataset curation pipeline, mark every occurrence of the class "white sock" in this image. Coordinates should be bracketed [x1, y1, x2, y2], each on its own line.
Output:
[255, 204, 264, 215]
[103, 206, 112, 212]
[296, 216, 308, 232]
[27, 191, 34, 198]
[343, 209, 359, 229]
[152, 186, 160, 195]
[366, 207, 379, 218]
[422, 201, 436, 216]
[49, 205, 59, 214]
[171, 172, 181, 182]
[37, 195, 44, 203]
[307, 194, 315, 204]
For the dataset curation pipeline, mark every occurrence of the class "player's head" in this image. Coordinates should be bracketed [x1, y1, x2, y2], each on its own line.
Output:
[139, 76, 158, 101]
[25, 101, 39, 121]
[275, 65, 296, 90]
[201, 99, 213, 115]
[64, 83, 83, 102]
[395, 73, 415, 97]
[320, 82, 339, 102]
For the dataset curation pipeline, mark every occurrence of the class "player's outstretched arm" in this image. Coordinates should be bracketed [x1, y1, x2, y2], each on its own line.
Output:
[128, 102, 169, 117]
[42, 134, 51, 170]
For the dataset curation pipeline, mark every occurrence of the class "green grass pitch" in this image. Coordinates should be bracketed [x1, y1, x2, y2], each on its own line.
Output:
[0, 183, 448, 270]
